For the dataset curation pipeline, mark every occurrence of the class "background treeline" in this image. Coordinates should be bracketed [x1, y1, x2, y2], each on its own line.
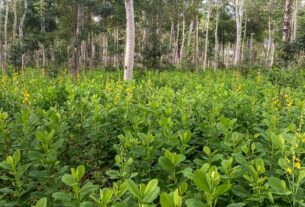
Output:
[0, 0, 305, 73]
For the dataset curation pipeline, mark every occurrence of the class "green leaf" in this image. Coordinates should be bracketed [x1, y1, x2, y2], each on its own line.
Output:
[62, 174, 75, 187]
[33, 197, 47, 207]
[193, 169, 210, 193]
[214, 183, 232, 197]
[143, 184, 160, 203]
[80, 182, 98, 200]
[227, 203, 246, 207]
[52, 192, 72, 202]
[76, 165, 86, 181]
[173, 189, 182, 207]
[12, 150, 21, 164]
[125, 179, 141, 200]
[268, 177, 292, 195]
[158, 156, 175, 177]
[160, 193, 174, 207]
[101, 188, 113, 204]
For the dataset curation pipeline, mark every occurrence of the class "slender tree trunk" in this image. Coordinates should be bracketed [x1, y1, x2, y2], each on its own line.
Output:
[234, 0, 244, 66]
[249, 33, 254, 65]
[142, 10, 147, 50]
[114, 26, 119, 68]
[214, 0, 221, 71]
[174, 20, 180, 65]
[0, 2, 3, 68]
[291, 0, 298, 42]
[283, 0, 291, 43]
[203, 1, 211, 71]
[170, 18, 175, 63]
[40, 0, 46, 67]
[194, 16, 199, 72]
[13, 0, 18, 45]
[241, 15, 247, 63]
[72, 2, 84, 76]
[124, 0, 135, 80]
[19, 0, 28, 71]
[187, 20, 194, 48]
[3, 0, 9, 72]
[179, 14, 186, 66]
[103, 34, 108, 66]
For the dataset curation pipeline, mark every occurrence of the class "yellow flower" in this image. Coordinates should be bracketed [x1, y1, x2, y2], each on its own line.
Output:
[295, 162, 301, 169]
[303, 138, 305, 143]
[287, 168, 292, 174]
[23, 90, 30, 105]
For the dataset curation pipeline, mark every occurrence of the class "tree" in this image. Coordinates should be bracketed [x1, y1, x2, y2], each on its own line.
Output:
[283, 0, 291, 43]
[19, 0, 28, 70]
[3, 0, 9, 72]
[124, 0, 135, 81]
[72, 1, 84, 77]
[234, 0, 244, 66]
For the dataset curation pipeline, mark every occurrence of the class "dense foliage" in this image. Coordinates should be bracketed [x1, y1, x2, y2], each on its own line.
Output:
[1, 70, 305, 206]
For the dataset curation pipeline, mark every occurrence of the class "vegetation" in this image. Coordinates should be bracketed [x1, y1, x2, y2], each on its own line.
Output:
[0, 0, 305, 78]
[0, 70, 305, 206]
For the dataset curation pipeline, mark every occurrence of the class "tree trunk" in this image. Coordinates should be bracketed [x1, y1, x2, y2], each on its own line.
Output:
[142, 10, 147, 50]
[72, 3, 84, 77]
[40, 0, 46, 67]
[114, 26, 119, 68]
[0, 2, 3, 68]
[19, 0, 28, 71]
[290, 0, 298, 42]
[249, 33, 254, 65]
[194, 16, 199, 72]
[283, 0, 291, 43]
[3, 0, 9, 72]
[103, 34, 108, 67]
[234, 0, 244, 66]
[187, 20, 194, 48]
[179, 14, 186, 66]
[124, 0, 135, 81]
[214, 0, 221, 71]
[13, 0, 18, 45]
[203, 1, 211, 71]
[174, 20, 180, 65]
[241, 15, 247, 63]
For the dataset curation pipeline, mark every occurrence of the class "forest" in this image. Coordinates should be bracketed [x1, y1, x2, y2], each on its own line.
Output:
[1, 0, 305, 207]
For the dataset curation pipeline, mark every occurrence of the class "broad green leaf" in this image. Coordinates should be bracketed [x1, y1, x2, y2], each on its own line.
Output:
[13, 150, 21, 164]
[125, 179, 141, 200]
[268, 177, 292, 195]
[214, 183, 232, 197]
[76, 165, 86, 181]
[144, 179, 158, 196]
[227, 203, 246, 207]
[33, 197, 47, 207]
[173, 189, 182, 207]
[62, 174, 75, 187]
[52, 192, 72, 201]
[158, 156, 175, 177]
[193, 169, 210, 193]
[160, 193, 174, 207]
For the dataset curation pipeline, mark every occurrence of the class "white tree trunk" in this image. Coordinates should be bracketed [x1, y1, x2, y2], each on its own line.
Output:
[283, 0, 291, 43]
[203, 1, 211, 71]
[19, 0, 28, 70]
[124, 0, 135, 80]
[194, 16, 199, 72]
[214, 0, 221, 71]
[41, 0, 46, 67]
[234, 0, 244, 66]
[72, 3, 84, 76]
[179, 14, 186, 66]
[291, 0, 298, 42]
[13, 0, 18, 44]
[3, 0, 9, 72]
